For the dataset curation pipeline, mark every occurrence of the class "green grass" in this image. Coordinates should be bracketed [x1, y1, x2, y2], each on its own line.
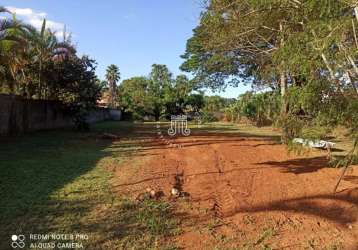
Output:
[204, 122, 355, 159]
[0, 121, 177, 249]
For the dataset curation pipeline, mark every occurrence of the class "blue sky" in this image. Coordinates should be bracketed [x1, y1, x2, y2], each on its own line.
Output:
[2, 0, 250, 98]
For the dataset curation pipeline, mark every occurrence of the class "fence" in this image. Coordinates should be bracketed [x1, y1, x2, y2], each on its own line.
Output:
[0, 94, 121, 135]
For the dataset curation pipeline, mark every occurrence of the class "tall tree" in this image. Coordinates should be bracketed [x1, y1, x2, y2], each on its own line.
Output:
[181, 0, 358, 141]
[25, 19, 75, 99]
[105, 64, 120, 108]
[118, 65, 200, 120]
[148, 64, 173, 120]
[0, 8, 30, 93]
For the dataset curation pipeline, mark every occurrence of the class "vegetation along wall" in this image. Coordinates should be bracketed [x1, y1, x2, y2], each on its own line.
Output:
[0, 94, 119, 135]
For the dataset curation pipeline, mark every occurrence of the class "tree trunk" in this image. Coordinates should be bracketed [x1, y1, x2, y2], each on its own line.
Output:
[280, 70, 289, 143]
[154, 112, 160, 121]
[346, 70, 358, 96]
[108, 80, 117, 109]
[279, 21, 289, 143]
[39, 58, 42, 99]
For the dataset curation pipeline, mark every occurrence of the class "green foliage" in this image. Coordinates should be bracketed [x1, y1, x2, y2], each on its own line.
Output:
[201, 110, 219, 122]
[0, 8, 102, 130]
[228, 91, 281, 126]
[181, 0, 358, 144]
[118, 64, 203, 120]
[186, 93, 204, 112]
[203, 95, 225, 113]
[56, 56, 102, 130]
[105, 64, 120, 108]
[118, 76, 151, 119]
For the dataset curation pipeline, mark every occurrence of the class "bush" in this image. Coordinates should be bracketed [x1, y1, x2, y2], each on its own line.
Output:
[201, 111, 218, 122]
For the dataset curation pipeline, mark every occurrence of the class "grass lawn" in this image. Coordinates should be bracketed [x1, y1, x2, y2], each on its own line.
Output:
[0, 122, 178, 249]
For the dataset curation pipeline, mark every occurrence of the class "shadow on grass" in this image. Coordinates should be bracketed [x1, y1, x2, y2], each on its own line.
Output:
[0, 125, 112, 222]
[0, 121, 180, 249]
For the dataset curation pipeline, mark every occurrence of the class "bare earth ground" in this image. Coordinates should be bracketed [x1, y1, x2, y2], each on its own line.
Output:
[112, 123, 358, 250]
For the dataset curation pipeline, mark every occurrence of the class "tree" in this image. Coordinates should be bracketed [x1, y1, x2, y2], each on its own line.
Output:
[105, 64, 120, 108]
[0, 7, 102, 130]
[147, 64, 173, 120]
[0, 8, 30, 93]
[25, 19, 75, 99]
[118, 64, 201, 120]
[203, 95, 225, 113]
[0, 8, 76, 98]
[54, 56, 102, 130]
[230, 91, 281, 126]
[118, 76, 151, 119]
[186, 93, 204, 112]
[164, 74, 193, 116]
[181, 0, 358, 142]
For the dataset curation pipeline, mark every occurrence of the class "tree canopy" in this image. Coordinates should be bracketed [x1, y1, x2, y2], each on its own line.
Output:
[119, 64, 205, 121]
[181, 0, 358, 142]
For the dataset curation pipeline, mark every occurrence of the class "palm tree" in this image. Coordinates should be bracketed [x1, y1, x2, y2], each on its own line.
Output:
[25, 19, 76, 99]
[0, 6, 77, 97]
[105, 64, 120, 108]
[0, 7, 13, 85]
[0, 7, 30, 93]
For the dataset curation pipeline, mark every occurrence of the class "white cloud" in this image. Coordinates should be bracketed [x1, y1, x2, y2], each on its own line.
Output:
[5, 6, 67, 39]
[6, 6, 46, 18]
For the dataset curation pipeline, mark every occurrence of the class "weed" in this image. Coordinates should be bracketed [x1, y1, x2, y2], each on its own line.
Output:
[136, 198, 177, 236]
[254, 227, 277, 246]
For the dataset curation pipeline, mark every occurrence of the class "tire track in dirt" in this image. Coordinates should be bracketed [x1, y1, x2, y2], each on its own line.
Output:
[112, 132, 358, 249]
[157, 138, 261, 219]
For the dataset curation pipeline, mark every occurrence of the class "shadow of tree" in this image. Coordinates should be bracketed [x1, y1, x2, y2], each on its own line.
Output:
[220, 189, 358, 225]
[0, 131, 111, 220]
[0, 121, 180, 249]
[343, 175, 358, 184]
[257, 156, 329, 174]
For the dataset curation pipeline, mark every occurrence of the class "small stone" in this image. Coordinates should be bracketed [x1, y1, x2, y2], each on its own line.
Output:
[171, 188, 179, 196]
[150, 189, 156, 198]
[348, 224, 353, 230]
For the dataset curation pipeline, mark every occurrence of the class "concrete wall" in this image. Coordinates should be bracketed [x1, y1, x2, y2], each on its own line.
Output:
[0, 94, 120, 135]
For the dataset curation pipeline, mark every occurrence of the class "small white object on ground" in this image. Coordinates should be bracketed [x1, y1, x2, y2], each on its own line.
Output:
[149, 189, 156, 198]
[171, 188, 179, 196]
[293, 138, 335, 149]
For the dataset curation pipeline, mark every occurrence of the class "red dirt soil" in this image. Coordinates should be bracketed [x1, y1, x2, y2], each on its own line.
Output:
[112, 125, 358, 249]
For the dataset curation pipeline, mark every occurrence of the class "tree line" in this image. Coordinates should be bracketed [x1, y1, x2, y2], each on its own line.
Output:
[118, 64, 203, 121]
[180, 0, 357, 144]
[2, 1, 357, 146]
[0, 6, 232, 126]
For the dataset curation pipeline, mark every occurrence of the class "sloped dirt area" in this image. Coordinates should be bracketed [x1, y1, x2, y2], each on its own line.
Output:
[112, 124, 358, 249]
